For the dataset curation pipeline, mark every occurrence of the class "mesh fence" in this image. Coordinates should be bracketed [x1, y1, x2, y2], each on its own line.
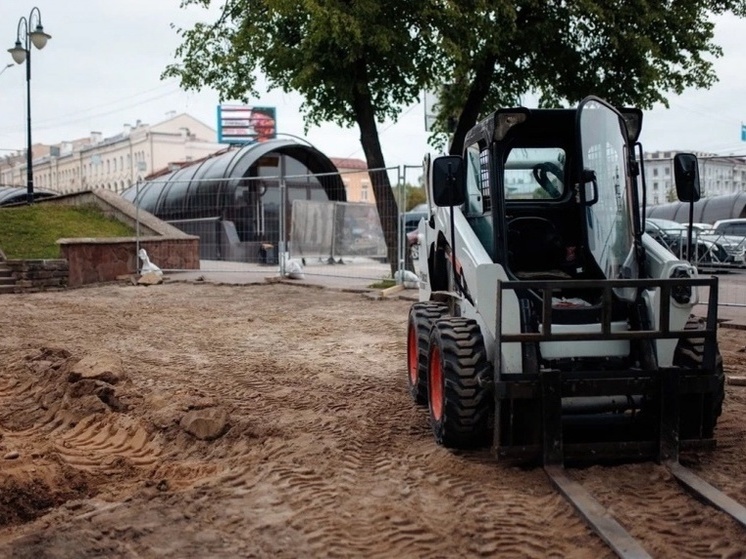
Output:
[129, 165, 417, 284]
[127, 166, 746, 306]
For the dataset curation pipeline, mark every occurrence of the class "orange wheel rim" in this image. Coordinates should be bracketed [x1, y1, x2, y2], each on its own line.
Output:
[429, 346, 443, 420]
[407, 323, 418, 385]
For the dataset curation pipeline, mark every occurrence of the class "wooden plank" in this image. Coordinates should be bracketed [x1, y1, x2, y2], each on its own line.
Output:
[545, 466, 653, 559]
[381, 284, 405, 297]
[667, 461, 746, 529]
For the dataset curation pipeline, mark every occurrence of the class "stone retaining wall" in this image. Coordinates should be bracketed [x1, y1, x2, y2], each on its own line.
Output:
[0, 189, 201, 291]
[59, 237, 199, 287]
[4, 259, 69, 292]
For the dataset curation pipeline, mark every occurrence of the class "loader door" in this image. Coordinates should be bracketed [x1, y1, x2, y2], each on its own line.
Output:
[464, 143, 495, 258]
[577, 98, 638, 290]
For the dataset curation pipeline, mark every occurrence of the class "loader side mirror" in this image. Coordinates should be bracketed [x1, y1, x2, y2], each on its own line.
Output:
[431, 155, 466, 207]
[580, 168, 598, 205]
[673, 153, 701, 203]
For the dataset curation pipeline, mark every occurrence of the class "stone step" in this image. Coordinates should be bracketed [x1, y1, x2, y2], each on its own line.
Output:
[0, 266, 15, 292]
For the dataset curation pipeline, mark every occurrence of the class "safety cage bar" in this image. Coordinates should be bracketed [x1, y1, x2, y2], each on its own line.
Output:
[496, 277, 718, 344]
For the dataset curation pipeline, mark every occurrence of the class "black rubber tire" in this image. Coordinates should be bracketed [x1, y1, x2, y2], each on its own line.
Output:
[406, 302, 448, 405]
[673, 315, 725, 439]
[427, 317, 492, 448]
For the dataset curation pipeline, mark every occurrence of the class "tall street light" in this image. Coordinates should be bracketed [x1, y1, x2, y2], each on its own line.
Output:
[8, 7, 51, 204]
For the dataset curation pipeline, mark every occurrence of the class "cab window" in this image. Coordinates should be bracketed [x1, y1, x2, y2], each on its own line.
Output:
[504, 147, 566, 201]
[465, 144, 491, 214]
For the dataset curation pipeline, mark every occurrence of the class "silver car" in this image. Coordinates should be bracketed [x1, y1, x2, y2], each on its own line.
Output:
[645, 218, 745, 267]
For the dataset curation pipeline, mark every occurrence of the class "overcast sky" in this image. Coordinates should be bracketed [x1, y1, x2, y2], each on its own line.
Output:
[1, 0, 746, 171]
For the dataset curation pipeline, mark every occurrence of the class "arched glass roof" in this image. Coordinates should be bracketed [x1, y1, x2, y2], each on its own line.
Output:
[0, 186, 57, 206]
[646, 192, 746, 224]
[122, 139, 346, 219]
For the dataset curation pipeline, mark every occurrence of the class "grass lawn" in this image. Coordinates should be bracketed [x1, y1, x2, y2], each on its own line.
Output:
[0, 204, 135, 259]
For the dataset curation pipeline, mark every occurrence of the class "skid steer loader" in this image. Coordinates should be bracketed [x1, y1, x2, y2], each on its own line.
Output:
[406, 96, 722, 465]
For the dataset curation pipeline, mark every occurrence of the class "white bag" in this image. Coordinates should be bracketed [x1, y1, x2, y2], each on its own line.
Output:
[394, 270, 419, 289]
[284, 259, 305, 280]
[139, 248, 163, 276]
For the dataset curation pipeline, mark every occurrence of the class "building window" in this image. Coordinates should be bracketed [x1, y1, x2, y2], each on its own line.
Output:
[653, 168, 658, 177]
[664, 167, 670, 176]
[361, 183, 369, 202]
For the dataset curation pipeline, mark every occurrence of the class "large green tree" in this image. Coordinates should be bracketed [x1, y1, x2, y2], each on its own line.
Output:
[164, 0, 440, 274]
[164, 0, 744, 271]
[429, 0, 746, 154]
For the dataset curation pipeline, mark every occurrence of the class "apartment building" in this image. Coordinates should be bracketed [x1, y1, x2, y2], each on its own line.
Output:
[0, 113, 225, 194]
[330, 157, 375, 204]
[643, 151, 746, 205]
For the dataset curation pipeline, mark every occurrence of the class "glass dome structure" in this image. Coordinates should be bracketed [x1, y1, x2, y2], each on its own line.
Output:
[646, 192, 746, 224]
[0, 186, 57, 206]
[122, 139, 347, 262]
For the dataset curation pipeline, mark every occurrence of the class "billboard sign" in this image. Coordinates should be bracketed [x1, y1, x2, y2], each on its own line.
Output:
[217, 105, 277, 144]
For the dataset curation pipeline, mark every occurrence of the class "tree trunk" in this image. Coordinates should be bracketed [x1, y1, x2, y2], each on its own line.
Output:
[448, 54, 497, 156]
[351, 81, 401, 277]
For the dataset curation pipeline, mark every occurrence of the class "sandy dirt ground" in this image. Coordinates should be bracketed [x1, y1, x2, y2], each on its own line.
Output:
[0, 281, 745, 558]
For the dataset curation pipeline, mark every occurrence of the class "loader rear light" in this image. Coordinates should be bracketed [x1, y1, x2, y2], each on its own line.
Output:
[670, 266, 693, 304]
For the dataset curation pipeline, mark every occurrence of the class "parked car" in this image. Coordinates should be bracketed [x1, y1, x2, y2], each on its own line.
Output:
[402, 205, 428, 244]
[402, 205, 429, 270]
[712, 218, 746, 237]
[645, 218, 744, 267]
[403, 204, 428, 233]
[707, 219, 746, 266]
[690, 222, 714, 234]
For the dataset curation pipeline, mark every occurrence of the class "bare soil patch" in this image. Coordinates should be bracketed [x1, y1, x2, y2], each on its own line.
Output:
[0, 283, 744, 558]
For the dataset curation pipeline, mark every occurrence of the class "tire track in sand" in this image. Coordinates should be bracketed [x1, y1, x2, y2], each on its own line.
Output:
[0, 350, 162, 477]
[193, 360, 603, 559]
[573, 463, 746, 558]
[53, 414, 160, 471]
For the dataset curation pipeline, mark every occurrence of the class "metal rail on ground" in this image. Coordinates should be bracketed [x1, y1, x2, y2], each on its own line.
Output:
[546, 463, 746, 559]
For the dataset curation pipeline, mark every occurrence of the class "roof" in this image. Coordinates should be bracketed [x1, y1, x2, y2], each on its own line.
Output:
[0, 186, 57, 206]
[646, 192, 746, 223]
[330, 157, 368, 171]
[145, 146, 236, 180]
[122, 138, 346, 220]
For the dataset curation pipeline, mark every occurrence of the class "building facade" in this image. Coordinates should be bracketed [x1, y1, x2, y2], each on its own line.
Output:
[330, 157, 375, 204]
[0, 113, 225, 195]
[643, 151, 746, 206]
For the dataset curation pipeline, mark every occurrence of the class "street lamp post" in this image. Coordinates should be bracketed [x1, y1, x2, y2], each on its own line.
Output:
[7, 7, 51, 204]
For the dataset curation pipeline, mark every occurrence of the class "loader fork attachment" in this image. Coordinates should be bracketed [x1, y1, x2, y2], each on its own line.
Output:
[494, 276, 719, 465]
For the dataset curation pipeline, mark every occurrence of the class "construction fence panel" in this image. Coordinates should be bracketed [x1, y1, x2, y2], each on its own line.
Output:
[130, 175, 283, 281]
[131, 167, 408, 285]
[128, 169, 746, 308]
